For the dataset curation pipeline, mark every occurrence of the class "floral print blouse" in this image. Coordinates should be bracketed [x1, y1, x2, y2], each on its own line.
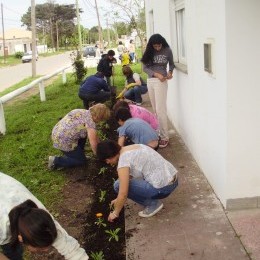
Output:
[52, 109, 96, 152]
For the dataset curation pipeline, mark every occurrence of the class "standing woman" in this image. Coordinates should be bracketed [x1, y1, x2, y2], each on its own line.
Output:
[141, 34, 175, 148]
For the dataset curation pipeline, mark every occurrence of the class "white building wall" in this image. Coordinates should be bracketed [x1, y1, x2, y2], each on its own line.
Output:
[145, 0, 228, 204]
[226, 0, 260, 200]
[145, 0, 260, 206]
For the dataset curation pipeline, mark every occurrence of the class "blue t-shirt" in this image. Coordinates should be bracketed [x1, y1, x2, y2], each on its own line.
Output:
[117, 118, 158, 145]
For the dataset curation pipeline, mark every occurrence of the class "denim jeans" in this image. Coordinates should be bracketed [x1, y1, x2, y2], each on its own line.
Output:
[1, 243, 23, 260]
[124, 85, 148, 103]
[114, 178, 178, 207]
[54, 138, 88, 168]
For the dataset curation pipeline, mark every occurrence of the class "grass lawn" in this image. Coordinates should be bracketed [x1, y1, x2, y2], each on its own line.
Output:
[0, 62, 145, 210]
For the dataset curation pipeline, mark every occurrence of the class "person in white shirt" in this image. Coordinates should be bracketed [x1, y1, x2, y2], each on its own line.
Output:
[0, 172, 89, 260]
[96, 140, 178, 221]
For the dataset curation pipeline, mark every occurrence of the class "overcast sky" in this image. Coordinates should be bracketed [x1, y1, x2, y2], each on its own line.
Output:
[0, 0, 111, 31]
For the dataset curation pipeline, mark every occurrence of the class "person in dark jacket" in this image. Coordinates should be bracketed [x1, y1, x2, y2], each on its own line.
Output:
[78, 72, 111, 109]
[97, 49, 117, 87]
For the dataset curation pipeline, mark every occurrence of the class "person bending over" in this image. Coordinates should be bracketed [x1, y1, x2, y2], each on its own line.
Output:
[48, 104, 110, 169]
[113, 100, 158, 131]
[78, 72, 111, 109]
[115, 107, 159, 150]
[0, 172, 89, 260]
[96, 140, 178, 220]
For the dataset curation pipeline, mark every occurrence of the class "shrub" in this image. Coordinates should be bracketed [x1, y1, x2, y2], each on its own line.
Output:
[71, 51, 87, 83]
[15, 52, 24, 59]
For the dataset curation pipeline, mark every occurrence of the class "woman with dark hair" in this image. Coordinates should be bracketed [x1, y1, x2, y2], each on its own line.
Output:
[96, 140, 178, 221]
[141, 34, 175, 148]
[113, 100, 158, 130]
[121, 66, 147, 105]
[0, 172, 89, 260]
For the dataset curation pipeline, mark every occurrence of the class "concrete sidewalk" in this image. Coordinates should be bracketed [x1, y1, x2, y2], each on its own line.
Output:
[124, 95, 251, 260]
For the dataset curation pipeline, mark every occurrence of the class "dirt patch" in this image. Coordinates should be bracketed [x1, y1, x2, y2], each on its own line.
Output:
[30, 117, 125, 260]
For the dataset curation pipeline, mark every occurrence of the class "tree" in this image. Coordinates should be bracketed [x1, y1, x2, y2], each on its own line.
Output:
[21, 3, 77, 49]
[107, 0, 146, 49]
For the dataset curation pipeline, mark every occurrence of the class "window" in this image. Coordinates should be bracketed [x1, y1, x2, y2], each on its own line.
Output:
[204, 38, 216, 77]
[174, 0, 187, 65]
[204, 43, 212, 73]
[149, 10, 154, 35]
[176, 8, 186, 64]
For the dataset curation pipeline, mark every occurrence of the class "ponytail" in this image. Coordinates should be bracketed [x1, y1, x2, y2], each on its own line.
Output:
[9, 199, 57, 248]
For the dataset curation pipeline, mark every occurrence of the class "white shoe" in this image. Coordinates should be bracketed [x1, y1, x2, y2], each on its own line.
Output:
[138, 201, 163, 218]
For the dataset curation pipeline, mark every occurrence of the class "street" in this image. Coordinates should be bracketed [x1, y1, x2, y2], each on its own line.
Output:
[0, 52, 72, 92]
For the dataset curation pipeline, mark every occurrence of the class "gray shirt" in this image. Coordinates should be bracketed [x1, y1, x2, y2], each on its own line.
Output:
[143, 47, 175, 78]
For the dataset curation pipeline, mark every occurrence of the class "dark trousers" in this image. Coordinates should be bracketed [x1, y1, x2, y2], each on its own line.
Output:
[54, 138, 88, 168]
[1, 243, 23, 260]
[78, 91, 111, 109]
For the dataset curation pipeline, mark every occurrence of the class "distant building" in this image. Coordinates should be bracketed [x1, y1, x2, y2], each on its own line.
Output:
[0, 28, 33, 55]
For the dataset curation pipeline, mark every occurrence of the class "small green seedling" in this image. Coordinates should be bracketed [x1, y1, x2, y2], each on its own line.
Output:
[94, 217, 107, 228]
[105, 228, 121, 242]
[90, 251, 105, 260]
[98, 167, 107, 175]
[99, 190, 107, 203]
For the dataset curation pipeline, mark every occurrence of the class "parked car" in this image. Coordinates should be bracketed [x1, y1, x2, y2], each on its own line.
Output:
[21, 51, 39, 63]
[83, 46, 96, 57]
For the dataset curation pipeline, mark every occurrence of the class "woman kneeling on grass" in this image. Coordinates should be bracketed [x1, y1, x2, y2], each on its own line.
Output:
[96, 140, 178, 222]
[0, 172, 89, 260]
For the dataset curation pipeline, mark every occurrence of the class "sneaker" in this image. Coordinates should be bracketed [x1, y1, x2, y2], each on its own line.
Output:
[138, 201, 164, 218]
[159, 139, 169, 148]
[48, 156, 55, 170]
[135, 102, 142, 106]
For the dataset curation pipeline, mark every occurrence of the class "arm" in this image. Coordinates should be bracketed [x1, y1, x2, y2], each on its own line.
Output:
[0, 253, 9, 260]
[87, 128, 99, 155]
[108, 167, 129, 222]
[143, 63, 166, 82]
[118, 136, 125, 147]
[132, 73, 142, 86]
[100, 79, 110, 92]
[53, 221, 89, 260]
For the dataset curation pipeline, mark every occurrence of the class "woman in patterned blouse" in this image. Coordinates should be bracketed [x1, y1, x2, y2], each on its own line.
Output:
[96, 140, 178, 221]
[48, 103, 110, 170]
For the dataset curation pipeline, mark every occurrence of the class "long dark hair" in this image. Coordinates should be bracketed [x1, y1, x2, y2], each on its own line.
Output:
[96, 140, 121, 161]
[141, 34, 170, 64]
[9, 199, 57, 248]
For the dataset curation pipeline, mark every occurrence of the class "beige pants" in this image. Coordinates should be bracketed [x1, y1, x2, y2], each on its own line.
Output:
[147, 78, 169, 140]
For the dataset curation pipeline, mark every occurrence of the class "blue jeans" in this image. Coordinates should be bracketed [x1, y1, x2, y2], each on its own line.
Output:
[124, 85, 148, 103]
[1, 243, 23, 260]
[114, 178, 178, 207]
[54, 138, 88, 168]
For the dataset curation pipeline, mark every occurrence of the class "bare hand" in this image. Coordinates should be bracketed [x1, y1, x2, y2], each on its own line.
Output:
[167, 72, 173, 80]
[108, 212, 117, 222]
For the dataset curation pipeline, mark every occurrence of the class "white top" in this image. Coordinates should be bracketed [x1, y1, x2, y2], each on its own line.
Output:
[0, 172, 89, 260]
[117, 145, 178, 188]
[125, 73, 140, 85]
